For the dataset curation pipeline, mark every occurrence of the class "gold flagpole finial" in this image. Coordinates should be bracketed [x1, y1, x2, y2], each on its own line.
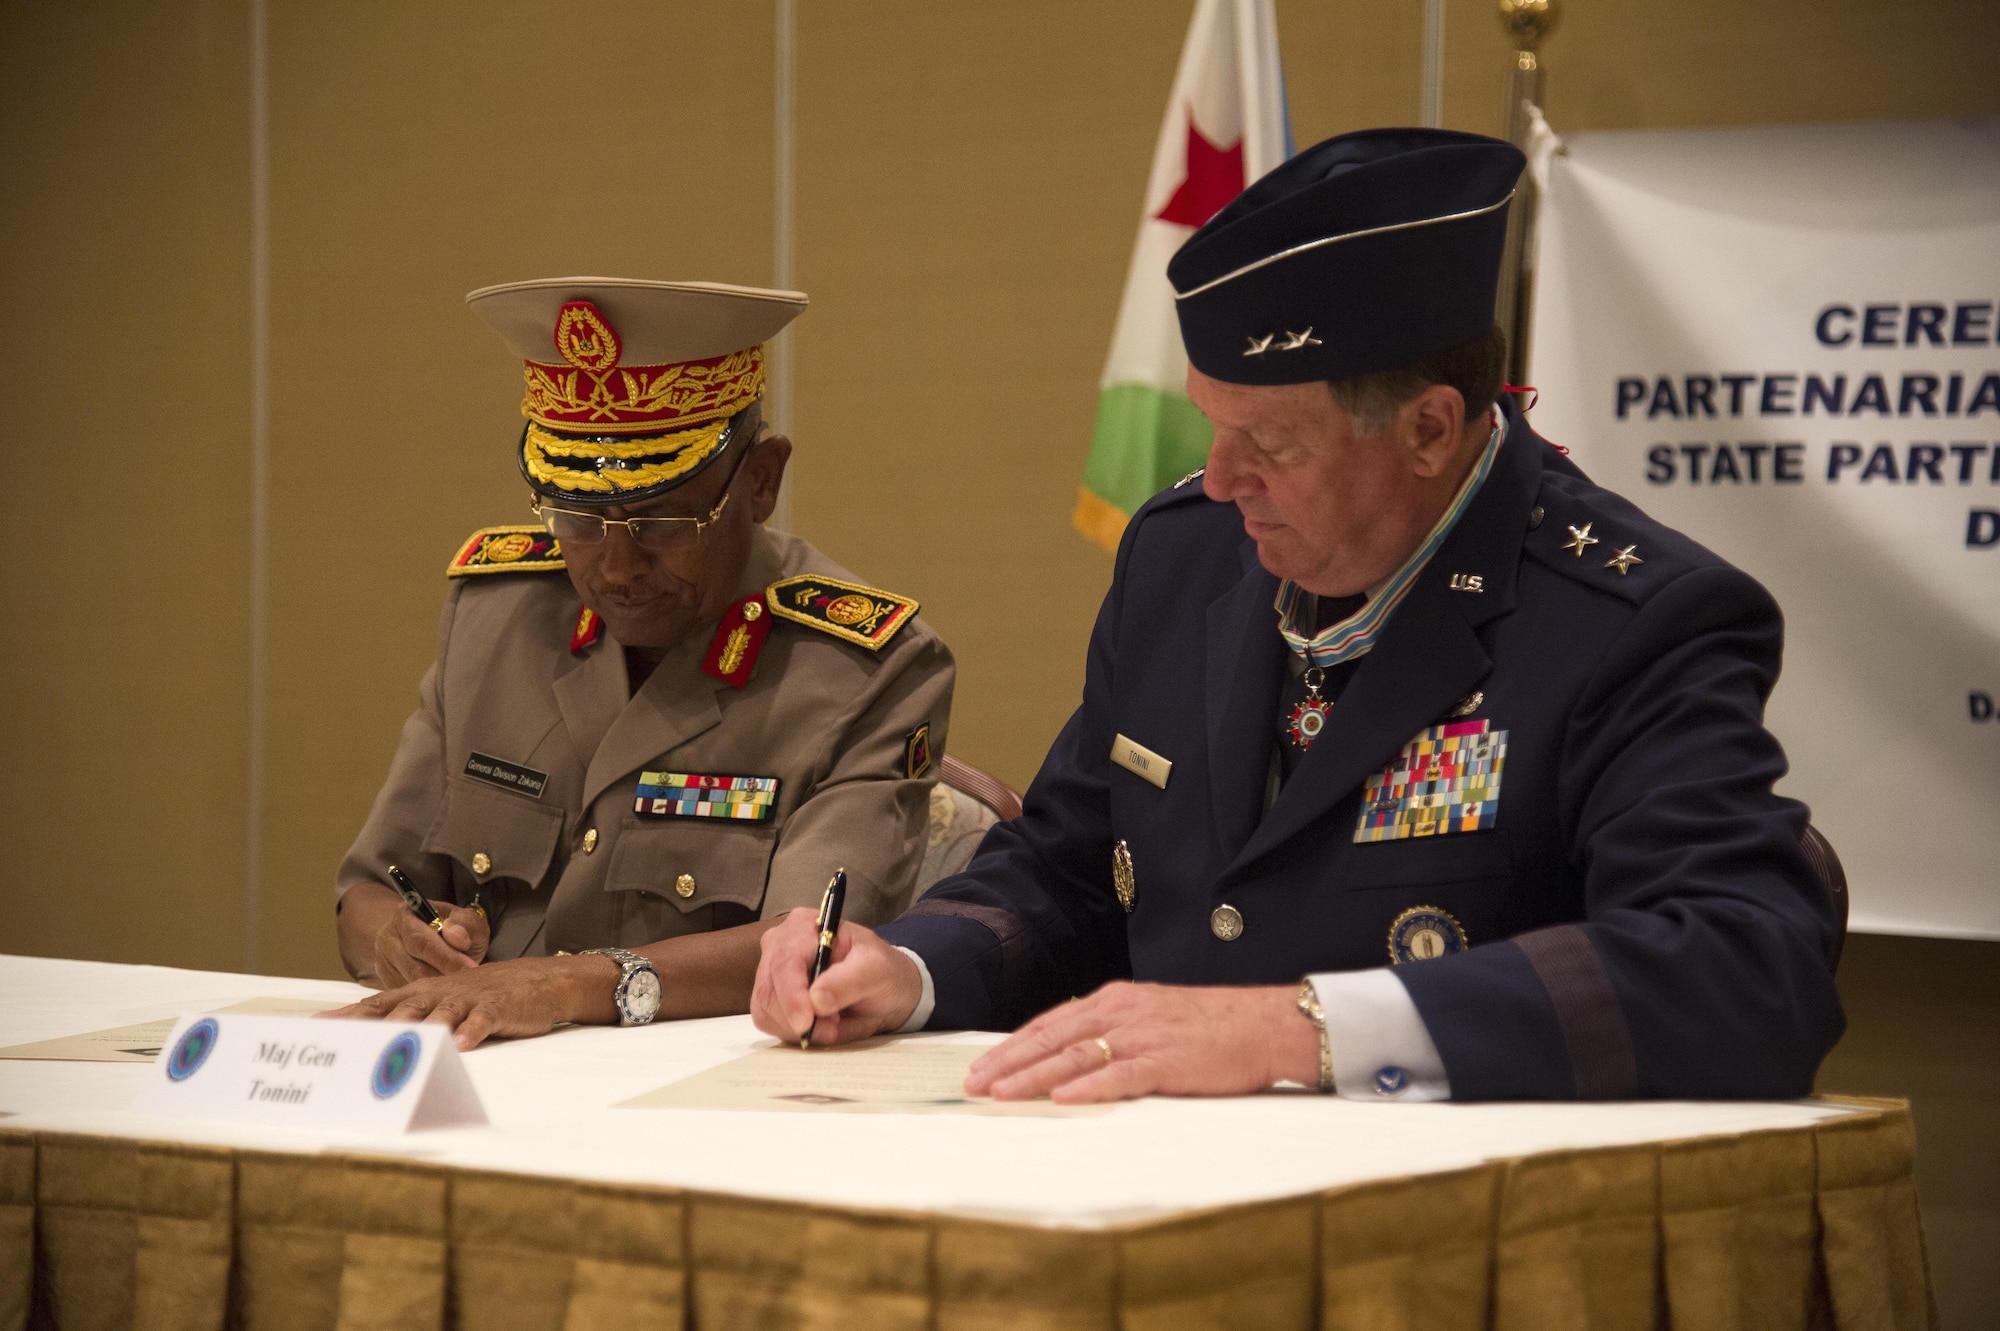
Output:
[1498, 0, 1561, 59]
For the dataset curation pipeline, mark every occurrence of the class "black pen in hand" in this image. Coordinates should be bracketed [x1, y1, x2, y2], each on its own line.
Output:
[801, 868, 847, 1049]
[385, 864, 445, 935]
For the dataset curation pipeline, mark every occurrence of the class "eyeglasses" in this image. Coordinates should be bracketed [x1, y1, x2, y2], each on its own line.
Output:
[531, 442, 749, 555]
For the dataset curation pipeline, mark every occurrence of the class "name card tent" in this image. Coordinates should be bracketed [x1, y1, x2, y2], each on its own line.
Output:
[135, 1014, 487, 1134]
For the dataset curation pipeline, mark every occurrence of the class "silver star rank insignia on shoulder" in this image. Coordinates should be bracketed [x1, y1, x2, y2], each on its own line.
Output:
[1605, 545, 1644, 575]
[1561, 522, 1599, 557]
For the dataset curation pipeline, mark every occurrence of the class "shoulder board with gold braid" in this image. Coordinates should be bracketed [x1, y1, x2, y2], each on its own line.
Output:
[765, 574, 918, 651]
[446, 525, 566, 577]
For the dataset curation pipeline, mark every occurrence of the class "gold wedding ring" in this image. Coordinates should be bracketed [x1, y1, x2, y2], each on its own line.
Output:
[1095, 1036, 1115, 1063]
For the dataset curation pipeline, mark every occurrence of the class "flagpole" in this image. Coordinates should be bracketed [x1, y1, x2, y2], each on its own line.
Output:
[1493, 0, 1560, 386]
[1420, 0, 1445, 128]
[770, 0, 797, 531]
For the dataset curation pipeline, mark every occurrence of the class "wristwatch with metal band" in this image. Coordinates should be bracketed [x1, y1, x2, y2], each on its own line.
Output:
[580, 947, 662, 1027]
[1295, 979, 1334, 1093]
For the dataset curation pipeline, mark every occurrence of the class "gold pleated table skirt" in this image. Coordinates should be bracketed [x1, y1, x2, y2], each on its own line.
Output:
[1, 1094, 1932, 1331]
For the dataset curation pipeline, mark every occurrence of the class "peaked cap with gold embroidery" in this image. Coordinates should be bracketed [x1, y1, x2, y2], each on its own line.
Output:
[466, 277, 808, 508]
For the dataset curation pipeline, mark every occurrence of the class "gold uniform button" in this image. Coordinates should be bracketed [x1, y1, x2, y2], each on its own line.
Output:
[471, 852, 491, 876]
[1210, 903, 1244, 941]
[582, 828, 599, 854]
[675, 873, 696, 898]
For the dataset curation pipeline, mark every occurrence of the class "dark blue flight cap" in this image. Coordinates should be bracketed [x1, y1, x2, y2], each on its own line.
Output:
[1167, 128, 1526, 386]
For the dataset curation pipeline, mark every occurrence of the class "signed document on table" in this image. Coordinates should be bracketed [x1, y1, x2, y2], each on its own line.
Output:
[621, 1035, 1112, 1117]
[0, 997, 339, 1063]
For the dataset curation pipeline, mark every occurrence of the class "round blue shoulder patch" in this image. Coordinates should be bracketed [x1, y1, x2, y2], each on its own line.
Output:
[371, 1032, 422, 1100]
[166, 1017, 219, 1081]
[1387, 906, 1468, 965]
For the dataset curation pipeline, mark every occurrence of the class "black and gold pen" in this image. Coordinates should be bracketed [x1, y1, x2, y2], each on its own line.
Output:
[801, 868, 847, 1049]
[386, 864, 445, 934]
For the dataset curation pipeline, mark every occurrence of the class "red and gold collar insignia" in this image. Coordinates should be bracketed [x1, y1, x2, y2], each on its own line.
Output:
[701, 594, 772, 688]
[570, 605, 603, 655]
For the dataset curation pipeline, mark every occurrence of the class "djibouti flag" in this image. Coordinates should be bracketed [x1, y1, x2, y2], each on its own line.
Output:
[1074, 0, 1292, 553]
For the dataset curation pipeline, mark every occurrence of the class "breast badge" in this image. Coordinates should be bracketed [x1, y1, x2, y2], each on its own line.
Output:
[1354, 720, 1506, 843]
[634, 772, 779, 822]
[1112, 840, 1136, 913]
[1387, 906, 1467, 964]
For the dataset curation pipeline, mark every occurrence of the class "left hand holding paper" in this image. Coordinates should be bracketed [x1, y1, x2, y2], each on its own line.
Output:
[323, 954, 617, 1050]
[965, 981, 1321, 1104]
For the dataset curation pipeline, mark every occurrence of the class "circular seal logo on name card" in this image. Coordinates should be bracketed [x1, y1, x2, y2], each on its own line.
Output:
[166, 1017, 219, 1081]
[371, 1032, 422, 1100]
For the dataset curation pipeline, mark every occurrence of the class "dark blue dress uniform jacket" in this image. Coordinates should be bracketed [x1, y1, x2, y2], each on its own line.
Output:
[879, 403, 1845, 1100]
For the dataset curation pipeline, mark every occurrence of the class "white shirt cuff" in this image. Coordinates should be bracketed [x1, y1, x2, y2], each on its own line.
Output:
[1309, 967, 1452, 1102]
[892, 946, 936, 1033]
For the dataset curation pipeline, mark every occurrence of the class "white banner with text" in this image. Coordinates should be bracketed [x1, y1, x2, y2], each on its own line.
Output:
[1530, 119, 2000, 939]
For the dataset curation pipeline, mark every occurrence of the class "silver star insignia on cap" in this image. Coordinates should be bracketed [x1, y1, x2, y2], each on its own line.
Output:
[1243, 333, 1275, 357]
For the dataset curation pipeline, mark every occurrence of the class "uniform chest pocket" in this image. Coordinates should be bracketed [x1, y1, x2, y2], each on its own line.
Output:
[423, 776, 565, 887]
[605, 821, 778, 916]
[1339, 830, 1512, 892]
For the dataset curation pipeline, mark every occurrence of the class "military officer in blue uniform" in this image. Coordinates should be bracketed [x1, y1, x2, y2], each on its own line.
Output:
[749, 129, 1845, 1103]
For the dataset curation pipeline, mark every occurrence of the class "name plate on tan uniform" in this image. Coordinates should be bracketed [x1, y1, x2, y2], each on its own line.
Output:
[133, 1014, 487, 1134]
[1110, 733, 1172, 789]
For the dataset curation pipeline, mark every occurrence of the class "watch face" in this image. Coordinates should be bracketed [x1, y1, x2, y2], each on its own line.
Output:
[622, 966, 663, 1023]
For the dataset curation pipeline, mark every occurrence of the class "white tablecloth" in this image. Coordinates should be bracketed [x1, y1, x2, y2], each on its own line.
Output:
[0, 952, 1856, 1228]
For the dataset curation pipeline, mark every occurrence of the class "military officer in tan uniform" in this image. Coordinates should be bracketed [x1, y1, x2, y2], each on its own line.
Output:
[330, 278, 954, 1048]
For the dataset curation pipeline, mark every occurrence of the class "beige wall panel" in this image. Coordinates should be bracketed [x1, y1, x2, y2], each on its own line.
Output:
[258, 1, 773, 978]
[0, 1, 251, 969]
[1439, 0, 2000, 138]
[1277, 0, 1423, 141]
[788, 1, 1187, 793]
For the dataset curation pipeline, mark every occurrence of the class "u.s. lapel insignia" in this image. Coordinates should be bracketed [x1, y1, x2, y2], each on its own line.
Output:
[1355, 720, 1507, 843]
[1387, 906, 1467, 964]
[903, 724, 934, 780]
[1447, 690, 1484, 718]
[634, 772, 779, 821]
[1112, 840, 1136, 913]
[766, 575, 918, 651]
[700, 594, 772, 688]
[447, 525, 564, 577]
[569, 606, 602, 655]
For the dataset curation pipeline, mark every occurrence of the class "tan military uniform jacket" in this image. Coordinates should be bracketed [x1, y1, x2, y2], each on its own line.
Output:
[337, 527, 955, 959]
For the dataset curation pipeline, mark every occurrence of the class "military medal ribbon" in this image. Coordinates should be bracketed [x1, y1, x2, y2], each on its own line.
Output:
[1274, 418, 1503, 672]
